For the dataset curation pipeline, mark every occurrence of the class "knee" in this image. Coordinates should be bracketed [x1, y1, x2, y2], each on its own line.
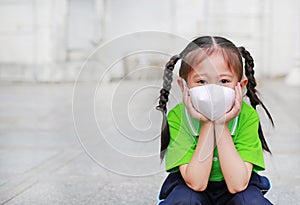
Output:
[229, 189, 272, 205]
[244, 197, 272, 205]
[160, 185, 208, 205]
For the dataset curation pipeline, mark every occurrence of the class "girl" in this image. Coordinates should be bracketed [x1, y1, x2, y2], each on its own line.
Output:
[156, 36, 273, 205]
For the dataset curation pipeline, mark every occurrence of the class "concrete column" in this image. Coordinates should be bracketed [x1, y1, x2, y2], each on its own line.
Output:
[0, 1, 35, 81]
[0, 0, 68, 82]
[33, 0, 68, 82]
[285, 1, 300, 86]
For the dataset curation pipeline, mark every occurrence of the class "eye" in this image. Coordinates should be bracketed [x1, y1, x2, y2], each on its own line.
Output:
[197, 79, 207, 84]
[220, 79, 230, 84]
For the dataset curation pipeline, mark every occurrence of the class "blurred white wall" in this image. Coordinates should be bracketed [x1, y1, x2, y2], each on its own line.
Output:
[0, 0, 299, 83]
[0, 0, 67, 81]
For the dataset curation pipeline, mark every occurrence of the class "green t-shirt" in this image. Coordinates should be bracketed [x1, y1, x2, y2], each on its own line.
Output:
[165, 101, 265, 182]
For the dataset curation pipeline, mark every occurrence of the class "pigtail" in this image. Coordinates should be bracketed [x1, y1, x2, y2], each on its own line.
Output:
[156, 55, 180, 159]
[238, 46, 274, 153]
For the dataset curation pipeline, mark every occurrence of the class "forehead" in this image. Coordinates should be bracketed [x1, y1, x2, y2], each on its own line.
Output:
[180, 47, 243, 80]
[189, 52, 234, 77]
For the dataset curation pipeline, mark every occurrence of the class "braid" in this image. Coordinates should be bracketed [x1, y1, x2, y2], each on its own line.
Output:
[156, 55, 180, 159]
[239, 46, 274, 153]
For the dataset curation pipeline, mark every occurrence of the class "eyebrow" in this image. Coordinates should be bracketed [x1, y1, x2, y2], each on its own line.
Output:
[192, 73, 233, 79]
[192, 73, 208, 79]
[219, 73, 234, 78]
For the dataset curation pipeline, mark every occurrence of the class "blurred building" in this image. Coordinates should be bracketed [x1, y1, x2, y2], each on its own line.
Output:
[0, 0, 299, 84]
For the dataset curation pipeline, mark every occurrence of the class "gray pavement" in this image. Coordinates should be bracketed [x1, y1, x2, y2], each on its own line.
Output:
[0, 79, 299, 204]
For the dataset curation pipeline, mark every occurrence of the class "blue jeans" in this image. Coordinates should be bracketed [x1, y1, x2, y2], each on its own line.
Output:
[158, 172, 273, 205]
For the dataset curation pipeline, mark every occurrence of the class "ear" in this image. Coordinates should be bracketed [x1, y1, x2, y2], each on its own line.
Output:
[177, 77, 184, 92]
[240, 77, 248, 89]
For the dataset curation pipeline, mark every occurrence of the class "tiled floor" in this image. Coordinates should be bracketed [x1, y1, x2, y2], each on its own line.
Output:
[0, 79, 299, 204]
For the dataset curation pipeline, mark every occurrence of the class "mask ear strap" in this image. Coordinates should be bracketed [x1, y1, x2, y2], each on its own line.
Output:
[182, 79, 189, 89]
[182, 79, 198, 136]
[184, 106, 199, 136]
[230, 116, 239, 135]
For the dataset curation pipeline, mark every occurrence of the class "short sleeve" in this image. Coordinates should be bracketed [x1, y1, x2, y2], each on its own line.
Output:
[165, 105, 197, 172]
[234, 104, 265, 172]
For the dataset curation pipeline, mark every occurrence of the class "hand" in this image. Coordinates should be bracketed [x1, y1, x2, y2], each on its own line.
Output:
[215, 83, 242, 125]
[182, 85, 211, 124]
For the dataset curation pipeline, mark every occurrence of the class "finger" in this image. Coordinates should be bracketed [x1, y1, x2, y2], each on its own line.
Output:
[182, 86, 209, 122]
[182, 85, 191, 105]
[182, 88, 194, 114]
[235, 83, 240, 98]
[224, 84, 242, 121]
[237, 82, 242, 100]
[224, 100, 240, 122]
[182, 86, 188, 103]
[186, 94, 207, 120]
[185, 95, 196, 115]
[235, 82, 242, 103]
[233, 84, 242, 111]
[235, 97, 242, 111]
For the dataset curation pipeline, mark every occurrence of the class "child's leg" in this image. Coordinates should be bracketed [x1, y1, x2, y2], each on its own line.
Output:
[158, 172, 211, 205]
[226, 172, 273, 205]
[159, 183, 211, 205]
[226, 186, 272, 205]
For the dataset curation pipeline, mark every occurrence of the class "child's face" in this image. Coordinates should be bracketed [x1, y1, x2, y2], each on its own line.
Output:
[186, 53, 239, 89]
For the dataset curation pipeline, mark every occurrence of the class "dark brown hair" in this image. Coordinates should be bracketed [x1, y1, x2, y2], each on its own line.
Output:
[156, 36, 274, 159]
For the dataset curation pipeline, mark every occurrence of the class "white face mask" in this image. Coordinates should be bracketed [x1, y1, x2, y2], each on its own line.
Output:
[183, 80, 235, 121]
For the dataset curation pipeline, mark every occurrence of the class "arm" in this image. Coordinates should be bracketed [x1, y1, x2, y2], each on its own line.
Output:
[214, 83, 252, 193]
[179, 122, 214, 191]
[215, 124, 253, 193]
[179, 86, 214, 191]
